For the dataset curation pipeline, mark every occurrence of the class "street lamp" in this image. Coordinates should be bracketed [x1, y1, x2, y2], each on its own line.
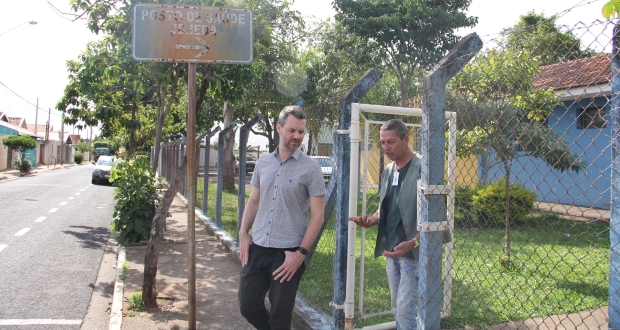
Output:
[0, 20, 38, 37]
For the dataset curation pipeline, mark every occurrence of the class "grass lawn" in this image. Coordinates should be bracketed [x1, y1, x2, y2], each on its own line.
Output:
[196, 178, 249, 240]
[299, 190, 610, 329]
[188, 182, 609, 329]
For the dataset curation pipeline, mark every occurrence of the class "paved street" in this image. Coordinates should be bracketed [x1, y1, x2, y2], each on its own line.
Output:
[0, 165, 114, 329]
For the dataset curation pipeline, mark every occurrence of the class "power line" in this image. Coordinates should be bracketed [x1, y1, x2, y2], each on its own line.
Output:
[43, 0, 80, 21]
[0, 80, 63, 117]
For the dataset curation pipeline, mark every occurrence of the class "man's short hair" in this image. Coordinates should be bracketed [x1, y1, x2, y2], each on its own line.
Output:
[278, 106, 306, 126]
[380, 119, 409, 140]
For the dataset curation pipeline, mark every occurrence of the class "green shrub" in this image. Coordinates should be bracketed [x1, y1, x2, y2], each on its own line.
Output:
[110, 156, 159, 245]
[74, 151, 84, 164]
[471, 179, 536, 225]
[454, 184, 478, 224]
[13, 158, 32, 172]
[127, 292, 145, 311]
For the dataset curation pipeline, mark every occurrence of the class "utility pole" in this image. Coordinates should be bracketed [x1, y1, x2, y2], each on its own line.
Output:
[46, 108, 51, 141]
[34, 98, 38, 135]
[60, 112, 64, 165]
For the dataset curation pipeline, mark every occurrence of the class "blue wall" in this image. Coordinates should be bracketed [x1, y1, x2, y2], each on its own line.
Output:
[480, 96, 611, 209]
[0, 126, 37, 168]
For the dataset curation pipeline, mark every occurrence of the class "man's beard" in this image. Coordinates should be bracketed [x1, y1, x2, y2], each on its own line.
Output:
[282, 136, 300, 151]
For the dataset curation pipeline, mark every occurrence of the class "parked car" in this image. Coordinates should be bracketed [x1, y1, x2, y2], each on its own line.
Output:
[311, 156, 334, 184]
[91, 155, 118, 184]
[93, 147, 110, 161]
[235, 155, 257, 173]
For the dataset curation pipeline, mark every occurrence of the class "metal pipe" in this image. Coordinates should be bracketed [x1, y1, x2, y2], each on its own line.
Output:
[345, 103, 361, 330]
[187, 62, 197, 329]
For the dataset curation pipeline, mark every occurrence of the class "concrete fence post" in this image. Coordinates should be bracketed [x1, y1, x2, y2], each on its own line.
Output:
[418, 33, 481, 329]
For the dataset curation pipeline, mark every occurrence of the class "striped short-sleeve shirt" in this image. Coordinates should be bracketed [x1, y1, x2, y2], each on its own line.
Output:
[250, 147, 326, 248]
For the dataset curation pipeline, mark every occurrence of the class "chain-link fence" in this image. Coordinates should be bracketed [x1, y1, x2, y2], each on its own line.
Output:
[441, 20, 613, 330]
[155, 16, 617, 330]
[333, 19, 616, 329]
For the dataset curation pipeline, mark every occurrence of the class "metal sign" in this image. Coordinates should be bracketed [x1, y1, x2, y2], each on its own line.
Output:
[132, 4, 253, 64]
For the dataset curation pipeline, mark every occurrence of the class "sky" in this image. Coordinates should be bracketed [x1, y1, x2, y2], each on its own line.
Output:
[0, 0, 613, 144]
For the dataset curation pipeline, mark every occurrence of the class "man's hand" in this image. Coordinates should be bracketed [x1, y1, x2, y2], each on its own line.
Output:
[348, 215, 378, 228]
[238, 232, 252, 267]
[272, 251, 305, 283]
[383, 235, 419, 258]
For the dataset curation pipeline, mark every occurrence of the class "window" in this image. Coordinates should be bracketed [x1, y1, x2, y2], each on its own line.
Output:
[579, 107, 606, 129]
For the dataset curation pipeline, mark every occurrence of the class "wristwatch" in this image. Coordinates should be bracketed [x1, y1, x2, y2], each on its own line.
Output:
[297, 247, 309, 256]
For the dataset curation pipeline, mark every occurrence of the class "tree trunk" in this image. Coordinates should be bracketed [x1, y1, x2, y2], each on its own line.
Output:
[504, 161, 511, 259]
[152, 69, 180, 175]
[252, 118, 275, 152]
[142, 155, 188, 309]
[152, 109, 164, 173]
[222, 101, 236, 192]
[307, 132, 314, 155]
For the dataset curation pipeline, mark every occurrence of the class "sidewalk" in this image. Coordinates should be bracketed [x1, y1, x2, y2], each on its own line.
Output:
[0, 163, 76, 181]
[120, 195, 255, 330]
[535, 201, 610, 222]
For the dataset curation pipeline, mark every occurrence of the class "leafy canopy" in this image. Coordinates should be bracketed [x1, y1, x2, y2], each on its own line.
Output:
[603, 0, 620, 19]
[2, 135, 37, 159]
[334, 0, 477, 106]
[500, 11, 596, 65]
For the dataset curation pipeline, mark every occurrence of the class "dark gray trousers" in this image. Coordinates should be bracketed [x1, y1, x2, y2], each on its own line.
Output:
[238, 244, 306, 330]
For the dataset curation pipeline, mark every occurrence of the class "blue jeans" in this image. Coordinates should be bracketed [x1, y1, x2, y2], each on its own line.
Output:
[386, 256, 418, 330]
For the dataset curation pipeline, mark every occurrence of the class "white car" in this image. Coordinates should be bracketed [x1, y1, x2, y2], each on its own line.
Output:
[311, 156, 334, 184]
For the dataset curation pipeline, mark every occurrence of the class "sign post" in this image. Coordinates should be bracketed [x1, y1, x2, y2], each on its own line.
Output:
[132, 4, 253, 329]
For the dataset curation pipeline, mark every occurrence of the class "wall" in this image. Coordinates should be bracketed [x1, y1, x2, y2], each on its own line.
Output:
[481, 96, 611, 209]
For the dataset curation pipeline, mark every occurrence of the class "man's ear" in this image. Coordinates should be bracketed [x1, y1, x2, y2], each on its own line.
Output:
[276, 123, 282, 134]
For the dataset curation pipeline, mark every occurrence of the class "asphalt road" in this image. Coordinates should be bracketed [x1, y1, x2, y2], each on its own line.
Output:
[0, 164, 115, 329]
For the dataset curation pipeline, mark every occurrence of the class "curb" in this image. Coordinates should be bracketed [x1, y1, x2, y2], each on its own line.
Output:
[176, 193, 333, 330]
[109, 247, 126, 330]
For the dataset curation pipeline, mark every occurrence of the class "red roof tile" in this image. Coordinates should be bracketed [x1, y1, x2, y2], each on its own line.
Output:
[27, 124, 52, 133]
[8, 117, 24, 127]
[534, 54, 611, 90]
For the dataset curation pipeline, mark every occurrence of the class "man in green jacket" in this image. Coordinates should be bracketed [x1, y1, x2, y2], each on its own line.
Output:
[349, 119, 421, 330]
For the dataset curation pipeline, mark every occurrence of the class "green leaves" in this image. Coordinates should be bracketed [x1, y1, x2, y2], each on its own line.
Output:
[334, 0, 477, 105]
[500, 11, 597, 66]
[1, 135, 37, 160]
[110, 156, 160, 246]
[603, 0, 620, 19]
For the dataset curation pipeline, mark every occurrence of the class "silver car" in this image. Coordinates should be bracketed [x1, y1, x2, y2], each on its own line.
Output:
[92, 156, 118, 184]
[311, 156, 334, 184]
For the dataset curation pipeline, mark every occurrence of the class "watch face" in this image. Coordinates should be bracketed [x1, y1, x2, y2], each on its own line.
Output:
[298, 247, 308, 255]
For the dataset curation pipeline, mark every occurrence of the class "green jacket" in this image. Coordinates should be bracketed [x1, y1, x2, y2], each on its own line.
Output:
[375, 155, 422, 259]
[375, 154, 451, 260]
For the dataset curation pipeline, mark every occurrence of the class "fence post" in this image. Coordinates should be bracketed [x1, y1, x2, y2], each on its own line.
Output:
[418, 33, 481, 329]
[216, 123, 237, 228]
[237, 114, 262, 233]
[334, 68, 381, 329]
[609, 21, 620, 330]
[201, 127, 221, 216]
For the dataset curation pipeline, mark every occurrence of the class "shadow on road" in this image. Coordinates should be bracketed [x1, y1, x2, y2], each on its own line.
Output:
[62, 225, 110, 249]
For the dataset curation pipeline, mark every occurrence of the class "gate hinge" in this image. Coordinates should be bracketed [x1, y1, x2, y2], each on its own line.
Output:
[419, 185, 452, 195]
[418, 221, 450, 232]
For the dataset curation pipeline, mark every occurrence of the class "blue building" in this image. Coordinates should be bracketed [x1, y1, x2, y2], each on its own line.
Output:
[480, 54, 611, 210]
[0, 113, 39, 170]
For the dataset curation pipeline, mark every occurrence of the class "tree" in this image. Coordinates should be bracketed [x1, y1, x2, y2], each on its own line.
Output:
[450, 49, 587, 259]
[334, 0, 477, 106]
[500, 11, 597, 65]
[2, 135, 37, 162]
